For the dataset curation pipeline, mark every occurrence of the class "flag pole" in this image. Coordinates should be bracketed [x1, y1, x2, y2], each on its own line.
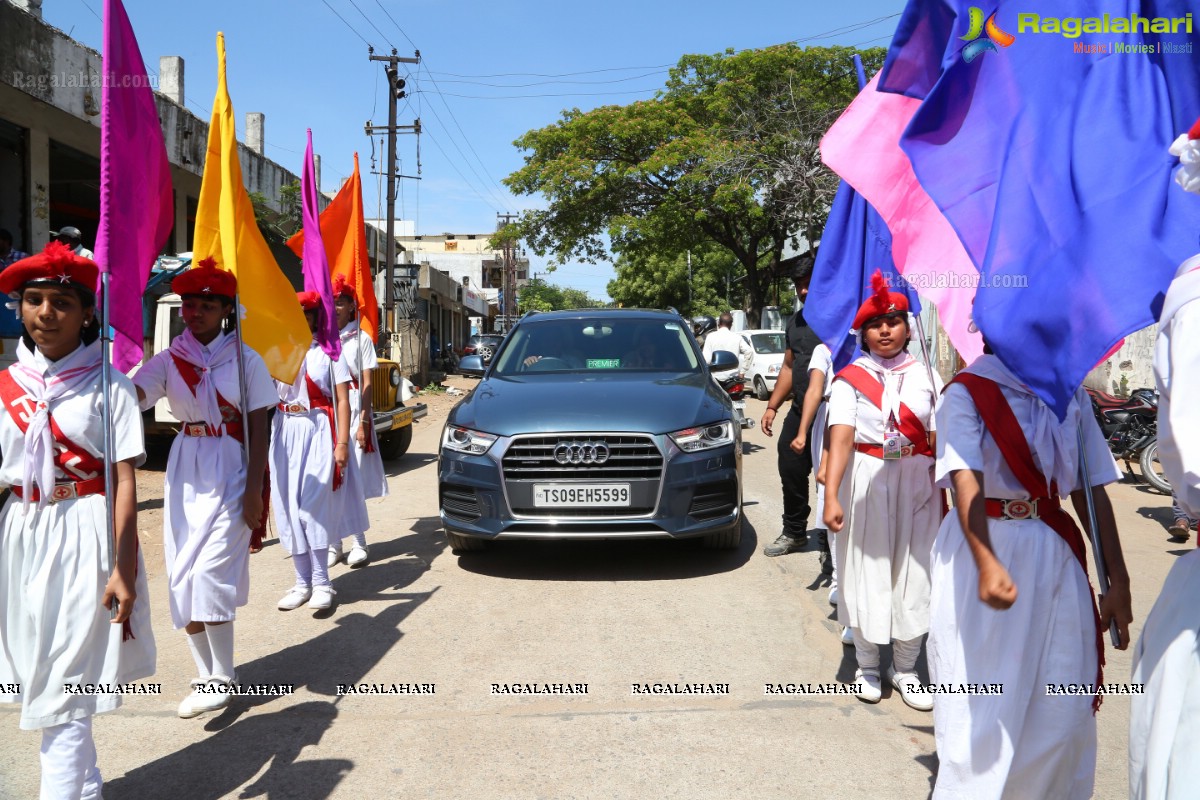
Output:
[1076, 424, 1122, 646]
[232, 291, 251, 467]
[99, 270, 117, 603]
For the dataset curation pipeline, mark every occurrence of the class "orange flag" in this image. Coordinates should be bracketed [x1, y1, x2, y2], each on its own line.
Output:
[287, 153, 379, 342]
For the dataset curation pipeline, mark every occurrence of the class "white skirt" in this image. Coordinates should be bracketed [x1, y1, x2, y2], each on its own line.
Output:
[928, 513, 1097, 800]
[0, 493, 156, 730]
[834, 450, 938, 643]
[812, 402, 827, 531]
[269, 409, 341, 555]
[350, 388, 388, 501]
[162, 432, 252, 629]
[1130, 548, 1200, 800]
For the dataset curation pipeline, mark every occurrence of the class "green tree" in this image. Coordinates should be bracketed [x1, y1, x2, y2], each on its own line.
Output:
[607, 247, 734, 316]
[517, 276, 604, 312]
[504, 44, 883, 324]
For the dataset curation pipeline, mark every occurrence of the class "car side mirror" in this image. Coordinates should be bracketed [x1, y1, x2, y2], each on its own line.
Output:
[709, 350, 739, 371]
[458, 355, 486, 376]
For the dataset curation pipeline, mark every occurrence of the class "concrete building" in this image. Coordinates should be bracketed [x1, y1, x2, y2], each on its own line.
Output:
[0, 0, 316, 268]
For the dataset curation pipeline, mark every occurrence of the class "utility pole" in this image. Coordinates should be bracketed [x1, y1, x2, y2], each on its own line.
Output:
[365, 47, 420, 338]
[496, 212, 518, 332]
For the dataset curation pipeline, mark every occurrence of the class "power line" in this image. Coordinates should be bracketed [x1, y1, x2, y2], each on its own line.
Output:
[421, 128, 502, 212]
[372, 0, 419, 52]
[319, 0, 373, 47]
[345, 0, 395, 51]
[418, 104, 509, 210]
[423, 88, 661, 100]
[430, 70, 670, 88]
[427, 64, 676, 80]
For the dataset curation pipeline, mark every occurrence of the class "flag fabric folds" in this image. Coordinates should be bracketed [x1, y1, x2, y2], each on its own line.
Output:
[95, 0, 173, 373]
[299, 129, 340, 360]
[193, 33, 308, 384]
[880, 0, 1200, 418]
[807, 55, 924, 372]
[821, 72, 983, 366]
[287, 153, 379, 342]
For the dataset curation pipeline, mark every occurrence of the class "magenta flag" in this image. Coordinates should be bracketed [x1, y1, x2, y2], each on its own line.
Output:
[820, 73, 983, 365]
[95, 0, 173, 373]
[300, 129, 341, 360]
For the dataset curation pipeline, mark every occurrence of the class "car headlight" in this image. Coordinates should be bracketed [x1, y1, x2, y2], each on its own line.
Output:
[669, 421, 734, 453]
[390, 366, 401, 387]
[441, 425, 498, 455]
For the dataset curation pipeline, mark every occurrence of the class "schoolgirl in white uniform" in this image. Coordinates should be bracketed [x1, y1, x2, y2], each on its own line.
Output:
[271, 291, 351, 611]
[327, 277, 386, 568]
[134, 259, 276, 717]
[0, 242, 155, 799]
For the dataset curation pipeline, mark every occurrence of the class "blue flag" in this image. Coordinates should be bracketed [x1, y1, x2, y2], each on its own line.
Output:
[807, 55, 923, 371]
[880, 0, 1200, 418]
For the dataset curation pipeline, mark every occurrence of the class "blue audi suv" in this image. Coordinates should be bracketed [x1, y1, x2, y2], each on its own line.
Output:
[439, 309, 742, 551]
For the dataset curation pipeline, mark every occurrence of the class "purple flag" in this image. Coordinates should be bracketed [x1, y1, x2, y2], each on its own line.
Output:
[300, 129, 340, 360]
[880, 0, 1200, 418]
[95, 0, 172, 373]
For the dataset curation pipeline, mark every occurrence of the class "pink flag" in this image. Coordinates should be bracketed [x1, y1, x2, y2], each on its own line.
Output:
[95, 0, 173, 373]
[300, 129, 340, 360]
[821, 73, 983, 364]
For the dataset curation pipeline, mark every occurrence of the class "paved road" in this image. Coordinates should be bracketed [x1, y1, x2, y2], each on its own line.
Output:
[0, 379, 1186, 799]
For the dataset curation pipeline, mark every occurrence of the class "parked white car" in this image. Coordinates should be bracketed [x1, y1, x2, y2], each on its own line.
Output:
[740, 329, 787, 400]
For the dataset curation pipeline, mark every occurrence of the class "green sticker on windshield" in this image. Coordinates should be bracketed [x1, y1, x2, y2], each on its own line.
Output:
[587, 358, 621, 369]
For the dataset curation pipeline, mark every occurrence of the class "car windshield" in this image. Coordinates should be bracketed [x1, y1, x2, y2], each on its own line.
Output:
[750, 332, 785, 354]
[491, 318, 702, 375]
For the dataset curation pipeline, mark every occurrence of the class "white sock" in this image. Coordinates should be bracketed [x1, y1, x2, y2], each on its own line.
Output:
[40, 717, 100, 800]
[310, 547, 331, 587]
[852, 630, 881, 672]
[352, 532, 367, 548]
[292, 551, 313, 586]
[185, 629, 213, 681]
[205, 621, 236, 683]
[892, 635, 924, 674]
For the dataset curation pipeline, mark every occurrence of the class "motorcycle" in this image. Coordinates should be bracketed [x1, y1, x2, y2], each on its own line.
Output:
[438, 342, 460, 375]
[717, 371, 754, 429]
[1083, 386, 1168, 492]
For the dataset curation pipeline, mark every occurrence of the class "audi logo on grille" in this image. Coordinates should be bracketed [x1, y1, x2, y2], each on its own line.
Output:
[554, 441, 610, 465]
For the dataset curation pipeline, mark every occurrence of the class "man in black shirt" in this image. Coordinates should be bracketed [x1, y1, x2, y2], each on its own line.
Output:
[760, 261, 825, 562]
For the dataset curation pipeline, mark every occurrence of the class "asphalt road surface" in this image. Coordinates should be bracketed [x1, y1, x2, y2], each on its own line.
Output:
[0, 376, 1187, 799]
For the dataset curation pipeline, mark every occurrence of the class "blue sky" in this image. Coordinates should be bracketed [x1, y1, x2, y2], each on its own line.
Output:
[47, 0, 903, 300]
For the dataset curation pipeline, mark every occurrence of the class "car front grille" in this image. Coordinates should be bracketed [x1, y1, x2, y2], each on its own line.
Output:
[441, 484, 481, 521]
[502, 434, 664, 518]
[502, 435, 663, 481]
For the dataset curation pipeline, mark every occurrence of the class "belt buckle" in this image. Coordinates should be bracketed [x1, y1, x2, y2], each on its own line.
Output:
[184, 423, 208, 437]
[1003, 499, 1035, 520]
[50, 483, 77, 502]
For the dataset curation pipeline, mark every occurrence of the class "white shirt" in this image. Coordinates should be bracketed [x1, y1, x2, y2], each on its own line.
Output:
[703, 327, 753, 372]
[828, 352, 939, 446]
[936, 355, 1119, 498]
[807, 343, 834, 398]
[1155, 254, 1200, 518]
[134, 331, 278, 419]
[73, 244, 94, 260]
[277, 342, 351, 407]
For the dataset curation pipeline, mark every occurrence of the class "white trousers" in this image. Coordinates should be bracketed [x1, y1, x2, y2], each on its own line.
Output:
[40, 717, 101, 800]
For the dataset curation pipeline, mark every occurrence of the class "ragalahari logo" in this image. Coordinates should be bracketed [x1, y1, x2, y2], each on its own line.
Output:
[961, 7, 1016, 62]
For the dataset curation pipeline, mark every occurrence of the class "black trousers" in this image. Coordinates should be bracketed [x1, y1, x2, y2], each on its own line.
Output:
[777, 404, 813, 537]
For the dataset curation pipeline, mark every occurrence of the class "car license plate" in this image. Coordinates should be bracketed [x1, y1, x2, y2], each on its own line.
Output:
[532, 484, 631, 508]
[733, 400, 746, 411]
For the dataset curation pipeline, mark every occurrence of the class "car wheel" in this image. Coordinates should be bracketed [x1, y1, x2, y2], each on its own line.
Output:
[478, 344, 494, 363]
[445, 529, 487, 552]
[753, 376, 769, 401]
[1139, 438, 1172, 494]
[702, 516, 742, 549]
[377, 424, 413, 461]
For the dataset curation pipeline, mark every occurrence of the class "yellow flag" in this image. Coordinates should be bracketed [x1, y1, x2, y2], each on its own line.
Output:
[193, 33, 307, 383]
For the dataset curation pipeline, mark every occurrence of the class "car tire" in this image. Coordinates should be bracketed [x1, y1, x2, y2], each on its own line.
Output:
[445, 529, 487, 552]
[1139, 438, 1172, 494]
[377, 424, 413, 461]
[702, 516, 742, 549]
[753, 376, 769, 401]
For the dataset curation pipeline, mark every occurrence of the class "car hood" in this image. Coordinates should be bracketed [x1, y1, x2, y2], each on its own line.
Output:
[449, 371, 732, 436]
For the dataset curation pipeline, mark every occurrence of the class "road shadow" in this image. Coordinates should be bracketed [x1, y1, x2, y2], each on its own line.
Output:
[451, 516, 759, 582]
[107, 529, 441, 799]
[742, 441, 765, 456]
[913, 750, 939, 798]
[1137, 505, 1177, 528]
[331, 517, 446, 608]
[383, 451, 437, 478]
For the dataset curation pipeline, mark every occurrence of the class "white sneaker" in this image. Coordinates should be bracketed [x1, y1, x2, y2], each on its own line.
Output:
[278, 584, 312, 610]
[346, 544, 369, 568]
[828, 585, 839, 606]
[888, 667, 933, 711]
[840, 626, 855, 646]
[854, 669, 882, 703]
[327, 541, 344, 569]
[177, 675, 236, 718]
[308, 585, 336, 610]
